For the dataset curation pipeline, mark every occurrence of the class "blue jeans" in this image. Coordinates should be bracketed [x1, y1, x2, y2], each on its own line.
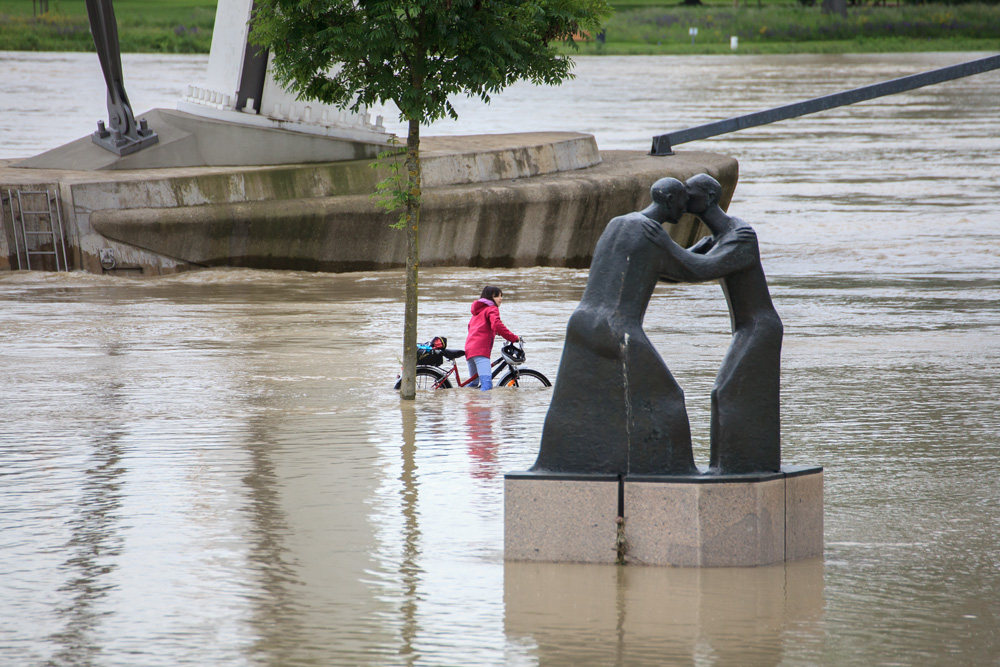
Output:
[467, 355, 493, 390]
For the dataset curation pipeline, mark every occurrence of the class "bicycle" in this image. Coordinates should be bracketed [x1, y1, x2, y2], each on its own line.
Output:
[394, 340, 551, 390]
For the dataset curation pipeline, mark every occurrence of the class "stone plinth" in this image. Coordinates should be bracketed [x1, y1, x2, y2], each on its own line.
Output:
[505, 466, 822, 567]
[784, 466, 825, 561]
[504, 473, 619, 564]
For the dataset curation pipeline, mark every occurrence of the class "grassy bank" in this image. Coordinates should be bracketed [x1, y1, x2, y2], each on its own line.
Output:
[568, 2, 1000, 54]
[1, 0, 998, 54]
[0, 0, 214, 53]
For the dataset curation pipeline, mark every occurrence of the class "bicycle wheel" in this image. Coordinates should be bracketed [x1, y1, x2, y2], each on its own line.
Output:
[394, 367, 452, 390]
[498, 368, 551, 388]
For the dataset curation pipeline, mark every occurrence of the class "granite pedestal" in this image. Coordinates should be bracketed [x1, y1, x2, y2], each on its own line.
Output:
[504, 473, 620, 564]
[505, 466, 822, 567]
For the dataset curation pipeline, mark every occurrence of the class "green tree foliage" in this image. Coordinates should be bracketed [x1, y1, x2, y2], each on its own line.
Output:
[252, 0, 611, 399]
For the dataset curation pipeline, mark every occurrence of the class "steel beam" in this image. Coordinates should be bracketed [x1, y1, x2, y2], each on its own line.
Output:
[651, 54, 1000, 155]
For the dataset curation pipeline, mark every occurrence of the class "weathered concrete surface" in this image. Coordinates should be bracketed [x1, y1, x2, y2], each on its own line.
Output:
[1, 132, 737, 275]
[505, 475, 619, 564]
[626, 475, 786, 567]
[624, 467, 823, 567]
[417, 132, 604, 187]
[785, 466, 825, 561]
[504, 466, 823, 567]
[87, 150, 736, 272]
[15, 109, 387, 172]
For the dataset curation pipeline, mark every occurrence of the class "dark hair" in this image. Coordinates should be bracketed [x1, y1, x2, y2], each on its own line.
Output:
[480, 285, 503, 303]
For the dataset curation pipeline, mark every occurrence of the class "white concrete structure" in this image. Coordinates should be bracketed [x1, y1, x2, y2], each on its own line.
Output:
[177, 0, 389, 143]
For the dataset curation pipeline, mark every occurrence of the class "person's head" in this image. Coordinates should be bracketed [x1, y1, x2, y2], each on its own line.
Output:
[480, 285, 503, 305]
[641, 177, 688, 224]
[685, 173, 722, 215]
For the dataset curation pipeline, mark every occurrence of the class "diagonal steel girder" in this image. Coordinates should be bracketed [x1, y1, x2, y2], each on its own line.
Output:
[650, 53, 1000, 156]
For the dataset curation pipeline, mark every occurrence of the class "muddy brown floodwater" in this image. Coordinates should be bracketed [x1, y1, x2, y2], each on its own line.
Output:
[1, 51, 999, 666]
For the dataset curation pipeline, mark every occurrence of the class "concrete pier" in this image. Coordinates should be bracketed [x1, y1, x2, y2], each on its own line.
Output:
[505, 466, 823, 567]
[1, 127, 738, 275]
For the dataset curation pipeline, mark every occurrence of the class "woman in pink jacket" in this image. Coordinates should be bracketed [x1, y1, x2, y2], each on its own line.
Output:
[465, 285, 520, 390]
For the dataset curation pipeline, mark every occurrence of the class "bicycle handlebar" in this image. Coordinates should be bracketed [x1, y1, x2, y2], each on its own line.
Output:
[437, 339, 530, 364]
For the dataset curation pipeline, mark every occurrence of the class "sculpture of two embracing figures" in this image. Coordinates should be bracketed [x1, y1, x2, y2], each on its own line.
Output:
[533, 173, 782, 477]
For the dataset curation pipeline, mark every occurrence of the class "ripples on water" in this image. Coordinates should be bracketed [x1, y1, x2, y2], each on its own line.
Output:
[2, 53, 1000, 666]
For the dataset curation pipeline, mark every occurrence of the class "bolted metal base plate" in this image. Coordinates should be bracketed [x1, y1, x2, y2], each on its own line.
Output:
[92, 124, 159, 157]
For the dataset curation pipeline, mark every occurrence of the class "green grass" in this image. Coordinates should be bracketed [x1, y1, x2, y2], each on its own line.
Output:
[568, 36, 999, 55]
[568, 2, 1000, 54]
[611, 0, 803, 7]
[0, 0, 215, 52]
[1, 0, 999, 54]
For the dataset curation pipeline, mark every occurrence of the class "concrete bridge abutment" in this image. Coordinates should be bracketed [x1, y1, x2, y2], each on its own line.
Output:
[1, 130, 737, 275]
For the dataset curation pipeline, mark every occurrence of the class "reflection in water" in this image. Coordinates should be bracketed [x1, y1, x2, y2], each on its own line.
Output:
[1, 52, 1000, 665]
[465, 399, 499, 480]
[49, 426, 125, 667]
[399, 403, 422, 665]
[1, 259, 997, 665]
[505, 559, 824, 666]
[241, 422, 297, 666]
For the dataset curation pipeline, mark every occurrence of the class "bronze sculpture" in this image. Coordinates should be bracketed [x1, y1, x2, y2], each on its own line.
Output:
[531, 177, 760, 476]
[685, 174, 783, 474]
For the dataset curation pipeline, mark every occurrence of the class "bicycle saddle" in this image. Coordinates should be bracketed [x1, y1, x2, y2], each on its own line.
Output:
[442, 348, 466, 360]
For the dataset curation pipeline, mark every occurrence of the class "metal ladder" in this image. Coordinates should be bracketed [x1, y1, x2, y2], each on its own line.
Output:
[1, 189, 70, 271]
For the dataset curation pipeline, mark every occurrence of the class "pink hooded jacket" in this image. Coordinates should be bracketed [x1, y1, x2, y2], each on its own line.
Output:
[465, 298, 518, 359]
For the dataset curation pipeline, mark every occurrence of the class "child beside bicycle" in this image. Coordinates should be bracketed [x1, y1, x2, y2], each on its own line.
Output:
[465, 285, 521, 391]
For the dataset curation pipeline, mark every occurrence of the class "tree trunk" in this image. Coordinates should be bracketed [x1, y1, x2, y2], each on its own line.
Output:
[398, 119, 421, 400]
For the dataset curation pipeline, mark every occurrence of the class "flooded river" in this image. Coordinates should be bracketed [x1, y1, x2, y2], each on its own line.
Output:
[2, 52, 1000, 665]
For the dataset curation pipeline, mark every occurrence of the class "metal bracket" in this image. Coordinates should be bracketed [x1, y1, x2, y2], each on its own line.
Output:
[92, 117, 158, 157]
[85, 0, 158, 156]
[99, 248, 117, 271]
[649, 136, 673, 157]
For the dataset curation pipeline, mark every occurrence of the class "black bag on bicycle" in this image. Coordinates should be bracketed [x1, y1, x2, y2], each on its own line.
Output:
[416, 336, 447, 366]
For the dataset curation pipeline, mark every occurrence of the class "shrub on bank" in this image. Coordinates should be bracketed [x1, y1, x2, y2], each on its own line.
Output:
[0, 13, 93, 51]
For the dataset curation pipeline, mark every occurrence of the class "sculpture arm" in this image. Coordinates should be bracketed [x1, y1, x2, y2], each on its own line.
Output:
[641, 218, 757, 282]
[688, 236, 714, 255]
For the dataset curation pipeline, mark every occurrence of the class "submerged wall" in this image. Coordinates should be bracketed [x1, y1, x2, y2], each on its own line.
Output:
[1, 132, 737, 275]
